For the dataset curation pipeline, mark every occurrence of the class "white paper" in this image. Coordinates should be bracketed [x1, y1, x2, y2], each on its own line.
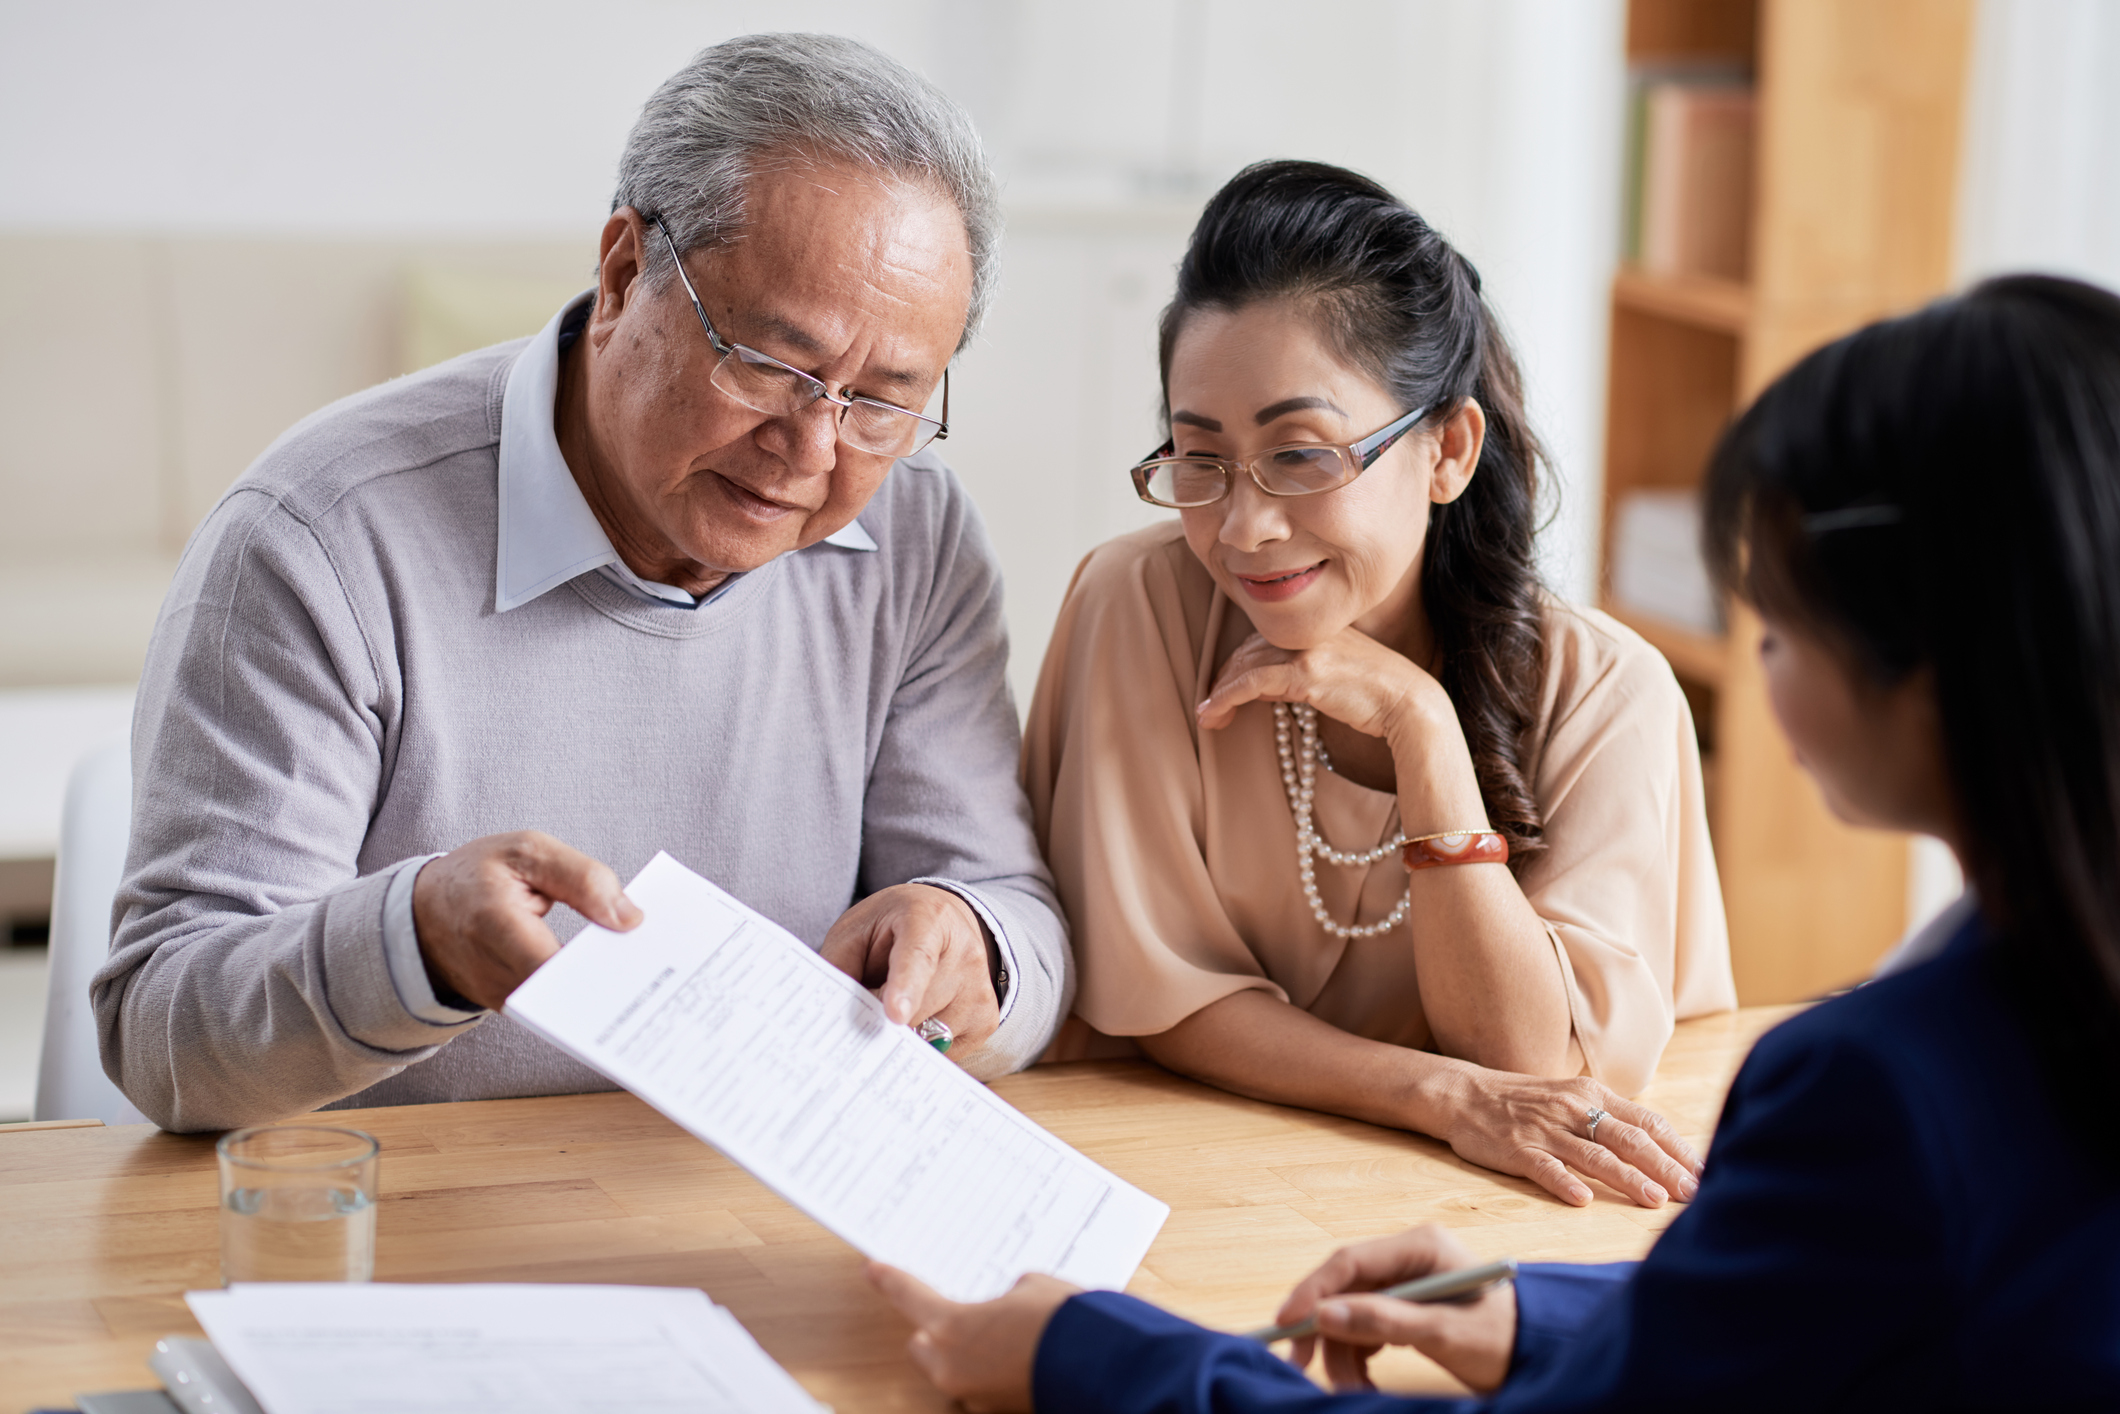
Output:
[187, 1283, 827, 1414]
[506, 852, 1168, 1303]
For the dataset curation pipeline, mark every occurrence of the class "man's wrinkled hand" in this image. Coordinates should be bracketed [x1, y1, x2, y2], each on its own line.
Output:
[411, 831, 643, 1010]
[820, 884, 1000, 1060]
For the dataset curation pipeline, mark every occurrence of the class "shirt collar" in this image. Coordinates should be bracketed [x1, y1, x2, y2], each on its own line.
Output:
[1869, 890, 1981, 982]
[494, 293, 876, 615]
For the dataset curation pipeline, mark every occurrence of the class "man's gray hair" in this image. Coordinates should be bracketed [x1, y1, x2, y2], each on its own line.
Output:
[614, 33, 1001, 352]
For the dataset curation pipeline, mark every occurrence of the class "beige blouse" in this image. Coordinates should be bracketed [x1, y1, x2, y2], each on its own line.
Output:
[1023, 522, 1735, 1096]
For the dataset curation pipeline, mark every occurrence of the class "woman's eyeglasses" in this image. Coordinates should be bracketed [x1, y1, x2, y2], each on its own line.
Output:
[1130, 404, 1430, 509]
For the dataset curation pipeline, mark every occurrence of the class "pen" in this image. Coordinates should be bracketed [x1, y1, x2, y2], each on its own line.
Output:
[1242, 1258, 1519, 1343]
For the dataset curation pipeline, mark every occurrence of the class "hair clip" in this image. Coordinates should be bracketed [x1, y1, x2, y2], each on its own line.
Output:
[1803, 504, 1904, 534]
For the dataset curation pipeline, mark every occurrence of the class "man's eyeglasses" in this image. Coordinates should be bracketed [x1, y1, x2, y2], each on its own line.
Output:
[654, 219, 949, 458]
[1130, 404, 1430, 509]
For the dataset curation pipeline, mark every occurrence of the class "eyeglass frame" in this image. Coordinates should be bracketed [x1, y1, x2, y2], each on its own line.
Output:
[1130, 403, 1432, 509]
[651, 217, 949, 456]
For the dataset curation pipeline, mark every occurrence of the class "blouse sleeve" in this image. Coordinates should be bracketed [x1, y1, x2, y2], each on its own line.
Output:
[1021, 536, 1289, 1035]
[1520, 615, 1735, 1095]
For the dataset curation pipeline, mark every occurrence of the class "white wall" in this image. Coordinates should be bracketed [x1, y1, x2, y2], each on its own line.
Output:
[1957, 0, 2120, 292]
[20, 2, 2112, 705]
[0, 0, 1625, 706]
[1901, 0, 2120, 934]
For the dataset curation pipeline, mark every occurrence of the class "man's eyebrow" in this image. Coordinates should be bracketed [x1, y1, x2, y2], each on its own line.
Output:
[738, 312, 926, 390]
[859, 364, 927, 391]
[1171, 410, 1223, 432]
[741, 312, 828, 359]
[1255, 396, 1347, 425]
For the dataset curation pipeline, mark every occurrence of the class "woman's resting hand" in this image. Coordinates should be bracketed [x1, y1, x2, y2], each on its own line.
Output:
[1278, 1224, 1518, 1393]
[1197, 627, 1438, 744]
[1444, 1068, 1703, 1208]
[865, 1263, 1077, 1414]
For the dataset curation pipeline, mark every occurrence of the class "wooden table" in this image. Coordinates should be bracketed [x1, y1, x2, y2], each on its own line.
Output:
[0, 1006, 1796, 1412]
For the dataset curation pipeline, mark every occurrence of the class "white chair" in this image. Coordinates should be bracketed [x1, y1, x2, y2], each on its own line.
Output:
[34, 741, 148, 1125]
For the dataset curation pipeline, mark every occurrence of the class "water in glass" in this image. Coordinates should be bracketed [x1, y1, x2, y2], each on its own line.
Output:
[221, 1183, 376, 1282]
[216, 1124, 378, 1283]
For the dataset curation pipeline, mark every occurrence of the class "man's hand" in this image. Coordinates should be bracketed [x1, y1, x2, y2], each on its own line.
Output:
[820, 884, 1000, 1058]
[866, 1263, 1076, 1413]
[412, 831, 643, 1010]
[1276, 1225, 1517, 1394]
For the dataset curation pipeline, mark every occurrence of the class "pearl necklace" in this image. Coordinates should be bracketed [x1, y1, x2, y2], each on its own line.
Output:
[1273, 702, 1412, 939]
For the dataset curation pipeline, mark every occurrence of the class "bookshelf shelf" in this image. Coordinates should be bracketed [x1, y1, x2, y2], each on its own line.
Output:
[1605, 604, 1727, 687]
[1599, 0, 1973, 1005]
[1612, 267, 1751, 335]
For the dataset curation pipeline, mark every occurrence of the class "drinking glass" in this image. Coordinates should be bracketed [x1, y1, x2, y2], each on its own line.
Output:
[216, 1125, 378, 1284]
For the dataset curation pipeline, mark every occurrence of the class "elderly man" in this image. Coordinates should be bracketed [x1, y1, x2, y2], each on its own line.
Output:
[96, 34, 1070, 1131]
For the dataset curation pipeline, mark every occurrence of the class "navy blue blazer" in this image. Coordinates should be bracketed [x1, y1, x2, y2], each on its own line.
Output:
[1034, 912, 2120, 1411]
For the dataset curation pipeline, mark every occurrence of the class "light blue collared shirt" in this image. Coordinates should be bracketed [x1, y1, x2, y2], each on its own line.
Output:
[492, 293, 876, 616]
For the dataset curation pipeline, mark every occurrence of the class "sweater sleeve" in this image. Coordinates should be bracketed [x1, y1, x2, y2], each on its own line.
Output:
[94, 492, 481, 1132]
[854, 466, 1072, 1078]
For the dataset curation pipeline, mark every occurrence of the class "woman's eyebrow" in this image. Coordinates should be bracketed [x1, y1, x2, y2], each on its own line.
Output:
[1255, 395, 1347, 425]
[1172, 410, 1223, 431]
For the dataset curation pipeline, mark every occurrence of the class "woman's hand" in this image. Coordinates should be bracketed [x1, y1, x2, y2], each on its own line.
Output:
[1276, 1225, 1516, 1393]
[1441, 1068, 1703, 1208]
[1197, 628, 1439, 742]
[1196, 628, 1492, 837]
[865, 1262, 1078, 1414]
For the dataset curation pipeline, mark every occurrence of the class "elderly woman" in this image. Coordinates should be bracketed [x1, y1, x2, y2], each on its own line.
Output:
[1023, 161, 1733, 1207]
[878, 273, 2120, 1411]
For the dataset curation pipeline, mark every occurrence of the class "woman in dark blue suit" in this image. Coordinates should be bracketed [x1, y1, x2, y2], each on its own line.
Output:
[868, 273, 2120, 1410]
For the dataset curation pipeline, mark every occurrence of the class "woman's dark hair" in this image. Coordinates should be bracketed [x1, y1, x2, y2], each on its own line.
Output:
[1703, 274, 2120, 1114]
[1160, 160, 1551, 865]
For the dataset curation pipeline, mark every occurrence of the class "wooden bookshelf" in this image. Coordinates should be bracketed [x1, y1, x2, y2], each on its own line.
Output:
[1600, 0, 1974, 1004]
[1603, 603, 1727, 687]
[1612, 267, 1750, 335]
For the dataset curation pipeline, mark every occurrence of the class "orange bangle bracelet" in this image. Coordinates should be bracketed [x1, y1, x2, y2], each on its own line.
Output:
[1401, 830, 1510, 871]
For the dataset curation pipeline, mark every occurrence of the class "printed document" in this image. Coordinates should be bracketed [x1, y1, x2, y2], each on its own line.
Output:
[187, 1283, 826, 1414]
[506, 852, 1169, 1303]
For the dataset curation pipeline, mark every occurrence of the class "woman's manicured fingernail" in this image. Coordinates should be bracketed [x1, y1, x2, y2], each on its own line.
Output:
[1678, 1176, 1699, 1200]
[1569, 1185, 1591, 1205]
[1643, 1182, 1668, 1205]
[1319, 1301, 1347, 1326]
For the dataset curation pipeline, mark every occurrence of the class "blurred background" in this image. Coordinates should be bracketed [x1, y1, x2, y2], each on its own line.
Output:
[1, 0, 2116, 1119]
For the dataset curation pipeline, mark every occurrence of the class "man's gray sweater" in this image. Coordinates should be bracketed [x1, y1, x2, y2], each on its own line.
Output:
[95, 341, 1071, 1131]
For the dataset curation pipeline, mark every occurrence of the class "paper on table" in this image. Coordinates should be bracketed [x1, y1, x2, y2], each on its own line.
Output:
[187, 1283, 826, 1414]
[506, 852, 1169, 1303]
